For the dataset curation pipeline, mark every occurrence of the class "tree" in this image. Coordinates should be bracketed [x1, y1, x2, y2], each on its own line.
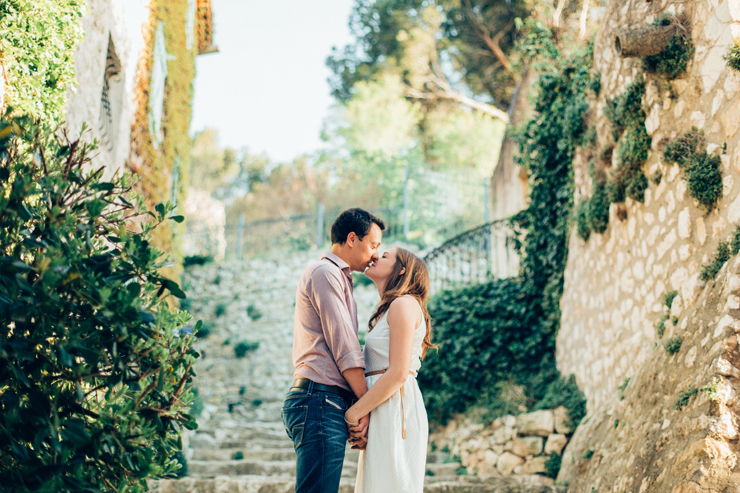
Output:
[326, 0, 530, 119]
[0, 111, 199, 492]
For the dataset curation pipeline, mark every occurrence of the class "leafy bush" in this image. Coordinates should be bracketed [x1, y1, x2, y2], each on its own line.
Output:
[663, 290, 678, 309]
[545, 453, 562, 478]
[700, 240, 731, 281]
[663, 128, 723, 211]
[604, 74, 646, 139]
[664, 336, 682, 355]
[674, 386, 698, 410]
[247, 304, 263, 320]
[215, 302, 227, 317]
[420, 27, 589, 429]
[576, 201, 591, 241]
[655, 313, 669, 339]
[0, 113, 199, 491]
[642, 18, 695, 79]
[234, 340, 260, 358]
[725, 43, 740, 72]
[232, 451, 244, 460]
[701, 377, 722, 402]
[197, 320, 214, 338]
[0, 0, 85, 121]
[183, 254, 214, 267]
[731, 226, 740, 255]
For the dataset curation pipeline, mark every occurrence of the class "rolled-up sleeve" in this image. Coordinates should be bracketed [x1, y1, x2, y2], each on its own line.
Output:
[308, 266, 365, 373]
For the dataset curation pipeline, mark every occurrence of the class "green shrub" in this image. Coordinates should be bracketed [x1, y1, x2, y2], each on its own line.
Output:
[614, 418, 619, 428]
[239, 385, 247, 395]
[247, 304, 263, 320]
[581, 449, 595, 460]
[663, 291, 678, 309]
[604, 74, 646, 139]
[0, 113, 198, 491]
[642, 25, 695, 79]
[545, 453, 562, 478]
[0, 1, 85, 121]
[234, 340, 260, 358]
[588, 178, 611, 234]
[663, 128, 723, 211]
[674, 386, 698, 410]
[700, 240, 731, 281]
[173, 451, 188, 478]
[251, 398, 263, 407]
[425, 468, 436, 476]
[183, 254, 214, 267]
[731, 226, 740, 255]
[576, 201, 591, 241]
[533, 374, 587, 428]
[701, 377, 722, 402]
[197, 321, 214, 338]
[725, 43, 740, 72]
[232, 451, 244, 460]
[655, 313, 669, 338]
[353, 272, 375, 287]
[664, 336, 682, 355]
[215, 302, 227, 317]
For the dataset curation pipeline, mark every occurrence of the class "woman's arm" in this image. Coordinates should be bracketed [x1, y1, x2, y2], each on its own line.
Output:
[345, 296, 420, 424]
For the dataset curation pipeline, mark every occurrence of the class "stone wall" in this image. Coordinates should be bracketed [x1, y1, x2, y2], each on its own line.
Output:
[558, 0, 740, 411]
[65, 0, 148, 179]
[554, 0, 740, 490]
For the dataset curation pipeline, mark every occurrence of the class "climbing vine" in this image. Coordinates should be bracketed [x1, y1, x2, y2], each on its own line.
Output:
[419, 22, 590, 427]
[130, 0, 200, 280]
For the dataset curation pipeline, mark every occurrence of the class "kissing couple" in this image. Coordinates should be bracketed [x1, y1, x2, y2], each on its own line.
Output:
[282, 208, 437, 493]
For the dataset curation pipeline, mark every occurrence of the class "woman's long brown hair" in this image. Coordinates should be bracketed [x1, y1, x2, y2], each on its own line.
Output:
[368, 248, 438, 359]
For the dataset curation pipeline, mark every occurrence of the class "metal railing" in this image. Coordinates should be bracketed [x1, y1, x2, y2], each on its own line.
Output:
[423, 219, 519, 293]
[184, 207, 403, 260]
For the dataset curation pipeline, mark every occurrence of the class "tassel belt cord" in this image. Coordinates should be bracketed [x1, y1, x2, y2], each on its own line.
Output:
[364, 369, 416, 439]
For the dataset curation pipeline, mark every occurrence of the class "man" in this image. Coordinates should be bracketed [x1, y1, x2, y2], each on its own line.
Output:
[283, 208, 385, 493]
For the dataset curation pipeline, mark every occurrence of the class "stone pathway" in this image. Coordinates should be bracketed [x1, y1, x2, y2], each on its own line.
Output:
[150, 251, 565, 493]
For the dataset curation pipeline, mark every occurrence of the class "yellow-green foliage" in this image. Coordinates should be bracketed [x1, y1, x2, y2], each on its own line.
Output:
[0, 0, 85, 121]
[130, 0, 199, 281]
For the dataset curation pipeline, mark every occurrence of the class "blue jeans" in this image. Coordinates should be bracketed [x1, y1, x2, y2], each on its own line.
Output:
[282, 384, 350, 493]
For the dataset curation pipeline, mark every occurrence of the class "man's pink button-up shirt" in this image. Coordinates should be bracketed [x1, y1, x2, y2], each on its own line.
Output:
[292, 252, 365, 391]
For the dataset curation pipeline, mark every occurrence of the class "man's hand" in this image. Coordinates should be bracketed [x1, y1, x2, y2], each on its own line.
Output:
[349, 414, 369, 438]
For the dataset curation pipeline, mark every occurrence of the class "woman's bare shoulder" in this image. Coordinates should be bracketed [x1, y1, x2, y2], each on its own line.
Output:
[387, 296, 420, 326]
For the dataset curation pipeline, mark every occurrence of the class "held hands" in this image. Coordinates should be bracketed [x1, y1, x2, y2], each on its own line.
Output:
[345, 410, 369, 450]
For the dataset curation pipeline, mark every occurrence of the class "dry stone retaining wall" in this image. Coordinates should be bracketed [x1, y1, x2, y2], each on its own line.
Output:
[555, 0, 740, 490]
[558, 0, 740, 412]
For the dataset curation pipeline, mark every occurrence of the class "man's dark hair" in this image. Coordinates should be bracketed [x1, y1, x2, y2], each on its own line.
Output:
[330, 208, 385, 245]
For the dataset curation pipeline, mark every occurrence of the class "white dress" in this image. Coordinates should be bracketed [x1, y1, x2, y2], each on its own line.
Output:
[354, 295, 428, 493]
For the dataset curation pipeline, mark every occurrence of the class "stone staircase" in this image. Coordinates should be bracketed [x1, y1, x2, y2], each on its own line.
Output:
[150, 252, 566, 493]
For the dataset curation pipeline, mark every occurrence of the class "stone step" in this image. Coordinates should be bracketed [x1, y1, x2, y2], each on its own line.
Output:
[150, 475, 566, 493]
[186, 459, 357, 478]
[425, 462, 463, 477]
[427, 451, 451, 464]
[190, 434, 293, 450]
[191, 448, 296, 462]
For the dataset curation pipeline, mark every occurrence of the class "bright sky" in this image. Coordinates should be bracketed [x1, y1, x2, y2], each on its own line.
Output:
[190, 0, 355, 163]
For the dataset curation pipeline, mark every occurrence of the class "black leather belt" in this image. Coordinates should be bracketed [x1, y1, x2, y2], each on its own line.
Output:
[290, 378, 355, 403]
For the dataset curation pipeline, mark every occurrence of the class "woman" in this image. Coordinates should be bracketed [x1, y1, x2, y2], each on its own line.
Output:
[344, 247, 437, 493]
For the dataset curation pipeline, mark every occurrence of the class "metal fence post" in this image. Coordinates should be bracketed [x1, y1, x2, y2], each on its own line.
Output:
[236, 215, 244, 260]
[403, 164, 410, 239]
[316, 203, 325, 249]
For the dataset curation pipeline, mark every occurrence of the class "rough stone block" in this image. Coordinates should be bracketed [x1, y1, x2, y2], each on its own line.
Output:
[516, 410, 555, 437]
[518, 456, 548, 475]
[496, 451, 524, 476]
[544, 433, 568, 455]
[508, 437, 544, 457]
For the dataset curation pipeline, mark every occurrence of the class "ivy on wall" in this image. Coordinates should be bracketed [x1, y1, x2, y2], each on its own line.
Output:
[0, 0, 85, 121]
[419, 22, 590, 428]
[130, 0, 199, 281]
[642, 16, 695, 80]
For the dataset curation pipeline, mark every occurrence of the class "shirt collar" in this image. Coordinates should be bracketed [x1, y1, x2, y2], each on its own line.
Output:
[321, 252, 354, 284]
[321, 251, 350, 271]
